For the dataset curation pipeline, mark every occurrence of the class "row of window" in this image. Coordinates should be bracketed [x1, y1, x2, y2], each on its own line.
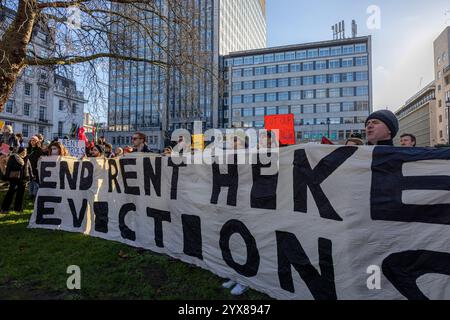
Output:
[23, 83, 47, 100]
[227, 43, 368, 66]
[232, 116, 366, 128]
[231, 72, 368, 91]
[232, 101, 369, 118]
[230, 56, 368, 78]
[4, 100, 78, 117]
[231, 87, 369, 104]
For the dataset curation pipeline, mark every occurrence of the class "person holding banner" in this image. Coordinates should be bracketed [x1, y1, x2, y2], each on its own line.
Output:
[345, 133, 364, 146]
[365, 110, 399, 146]
[0, 147, 32, 213]
[90, 144, 105, 158]
[132, 132, 152, 153]
[48, 141, 69, 157]
[27, 136, 43, 199]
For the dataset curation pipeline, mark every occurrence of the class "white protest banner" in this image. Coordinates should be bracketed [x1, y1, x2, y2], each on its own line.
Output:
[60, 139, 85, 158]
[28, 144, 450, 300]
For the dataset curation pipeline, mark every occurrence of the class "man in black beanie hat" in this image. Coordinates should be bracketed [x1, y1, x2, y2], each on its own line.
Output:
[365, 110, 399, 146]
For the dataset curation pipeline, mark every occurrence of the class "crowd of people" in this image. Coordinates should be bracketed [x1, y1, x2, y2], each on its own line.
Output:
[0, 109, 423, 295]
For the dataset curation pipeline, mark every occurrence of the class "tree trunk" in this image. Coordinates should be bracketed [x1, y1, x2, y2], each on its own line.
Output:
[0, 0, 37, 112]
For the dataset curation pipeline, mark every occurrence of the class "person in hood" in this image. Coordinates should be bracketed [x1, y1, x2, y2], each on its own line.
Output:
[0, 147, 33, 213]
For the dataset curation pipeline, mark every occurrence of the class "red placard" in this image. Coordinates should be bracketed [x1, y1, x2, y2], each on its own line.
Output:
[264, 114, 295, 145]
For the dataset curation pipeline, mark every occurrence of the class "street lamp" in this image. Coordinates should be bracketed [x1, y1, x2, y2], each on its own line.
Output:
[326, 118, 331, 139]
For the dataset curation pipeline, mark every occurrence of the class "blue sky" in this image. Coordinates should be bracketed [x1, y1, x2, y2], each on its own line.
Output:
[266, 0, 450, 111]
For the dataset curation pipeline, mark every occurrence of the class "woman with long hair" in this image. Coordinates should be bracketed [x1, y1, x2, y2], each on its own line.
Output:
[48, 141, 69, 157]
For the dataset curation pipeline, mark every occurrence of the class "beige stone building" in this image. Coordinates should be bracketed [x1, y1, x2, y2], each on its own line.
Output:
[394, 82, 436, 147]
[433, 27, 450, 145]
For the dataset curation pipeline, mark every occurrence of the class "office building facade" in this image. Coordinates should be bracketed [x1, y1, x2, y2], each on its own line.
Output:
[107, 0, 267, 149]
[221, 36, 372, 143]
[394, 82, 436, 147]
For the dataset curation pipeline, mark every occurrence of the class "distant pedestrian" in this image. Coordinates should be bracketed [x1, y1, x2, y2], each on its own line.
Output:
[27, 136, 43, 199]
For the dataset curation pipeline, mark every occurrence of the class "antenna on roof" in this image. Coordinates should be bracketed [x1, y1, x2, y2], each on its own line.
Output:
[352, 20, 358, 38]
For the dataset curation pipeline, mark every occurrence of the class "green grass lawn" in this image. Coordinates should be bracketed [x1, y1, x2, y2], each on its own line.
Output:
[0, 188, 271, 300]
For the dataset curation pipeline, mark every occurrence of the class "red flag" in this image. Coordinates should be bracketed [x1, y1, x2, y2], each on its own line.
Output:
[321, 136, 334, 145]
[78, 126, 88, 146]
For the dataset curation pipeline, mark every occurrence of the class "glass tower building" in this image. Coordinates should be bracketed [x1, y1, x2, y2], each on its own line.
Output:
[221, 36, 372, 143]
[107, 0, 266, 149]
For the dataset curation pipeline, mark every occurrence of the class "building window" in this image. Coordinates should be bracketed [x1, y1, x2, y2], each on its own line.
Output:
[22, 124, 29, 137]
[316, 60, 327, 70]
[329, 117, 341, 124]
[232, 69, 242, 78]
[342, 45, 354, 54]
[329, 59, 340, 69]
[291, 91, 301, 100]
[254, 94, 265, 103]
[439, 115, 443, 123]
[329, 74, 341, 83]
[342, 87, 355, 97]
[356, 86, 368, 96]
[266, 107, 277, 115]
[355, 71, 368, 81]
[342, 102, 355, 112]
[291, 77, 301, 86]
[356, 101, 369, 111]
[39, 126, 45, 135]
[5, 100, 13, 113]
[243, 68, 253, 77]
[278, 78, 289, 87]
[285, 52, 295, 61]
[266, 79, 277, 88]
[278, 106, 289, 114]
[255, 107, 265, 116]
[319, 47, 330, 57]
[243, 81, 253, 90]
[232, 95, 242, 104]
[59, 100, 64, 111]
[24, 103, 30, 116]
[316, 104, 327, 113]
[254, 67, 265, 75]
[58, 121, 64, 136]
[329, 103, 341, 112]
[355, 43, 367, 53]
[254, 55, 264, 64]
[39, 106, 46, 120]
[232, 108, 241, 118]
[315, 75, 327, 84]
[266, 65, 277, 74]
[303, 90, 314, 99]
[24, 83, 32, 96]
[329, 88, 341, 98]
[72, 103, 77, 113]
[255, 80, 265, 89]
[254, 121, 264, 128]
[296, 50, 307, 60]
[290, 63, 301, 72]
[343, 117, 355, 124]
[267, 93, 277, 102]
[275, 52, 285, 62]
[232, 82, 241, 91]
[39, 87, 46, 100]
[303, 76, 314, 85]
[330, 46, 342, 56]
[303, 105, 314, 113]
[279, 92, 289, 101]
[316, 89, 327, 99]
[264, 54, 274, 63]
[342, 58, 354, 68]
[355, 56, 368, 66]
[307, 49, 318, 58]
[303, 62, 314, 71]
[278, 64, 289, 73]
[242, 108, 253, 117]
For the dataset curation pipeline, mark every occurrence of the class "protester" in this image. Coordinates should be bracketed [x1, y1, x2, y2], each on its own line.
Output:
[16, 133, 25, 148]
[400, 133, 417, 147]
[97, 136, 106, 146]
[27, 136, 43, 199]
[1, 125, 19, 150]
[114, 147, 123, 158]
[345, 133, 364, 146]
[104, 143, 113, 158]
[90, 144, 105, 158]
[365, 110, 399, 146]
[36, 133, 44, 143]
[162, 146, 173, 156]
[0, 147, 32, 213]
[48, 141, 69, 157]
[132, 132, 152, 153]
[41, 140, 51, 156]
